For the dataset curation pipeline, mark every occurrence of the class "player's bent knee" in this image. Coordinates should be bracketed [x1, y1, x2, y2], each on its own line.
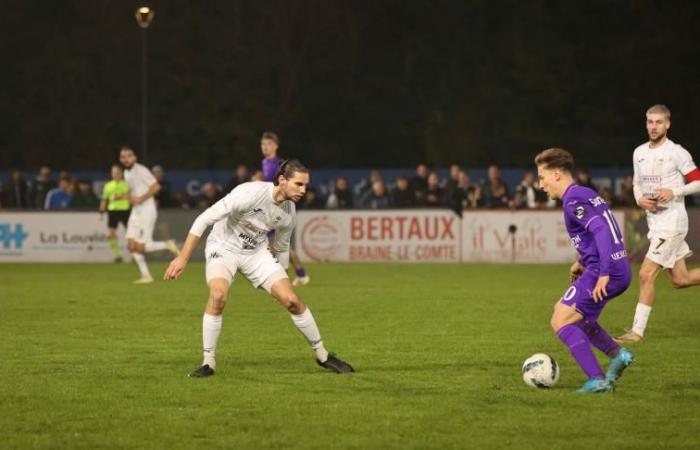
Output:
[550, 304, 581, 332]
[281, 293, 304, 314]
[550, 316, 563, 332]
[639, 268, 656, 285]
[670, 275, 689, 289]
[208, 288, 228, 309]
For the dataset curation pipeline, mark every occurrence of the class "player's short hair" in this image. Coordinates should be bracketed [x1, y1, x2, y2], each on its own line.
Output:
[274, 159, 308, 185]
[646, 104, 671, 119]
[120, 146, 136, 155]
[261, 132, 279, 145]
[534, 148, 575, 173]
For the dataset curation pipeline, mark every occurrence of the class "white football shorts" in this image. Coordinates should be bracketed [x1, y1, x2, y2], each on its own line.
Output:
[204, 244, 288, 293]
[125, 209, 157, 244]
[646, 231, 693, 269]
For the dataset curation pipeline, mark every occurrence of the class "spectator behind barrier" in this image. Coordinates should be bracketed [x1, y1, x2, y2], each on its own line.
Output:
[355, 170, 382, 204]
[195, 181, 221, 209]
[411, 163, 429, 204]
[44, 176, 74, 209]
[423, 172, 445, 208]
[152, 165, 177, 208]
[513, 171, 550, 209]
[599, 186, 615, 207]
[480, 165, 510, 208]
[391, 175, 415, 208]
[298, 186, 324, 209]
[443, 164, 461, 203]
[29, 165, 57, 208]
[618, 175, 635, 207]
[251, 170, 264, 182]
[360, 179, 392, 209]
[223, 164, 249, 194]
[70, 179, 99, 209]
[449, 170, 480, 213]
[326, 176, 354, 209]
[1, 169, 30, 208]
[576, 168, 597, 192]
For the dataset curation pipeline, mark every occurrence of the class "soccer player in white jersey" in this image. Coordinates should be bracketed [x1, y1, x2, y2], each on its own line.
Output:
[163, 159, 354, 376]
[616, 105, 700, 343]
[119, 147, 180, 284]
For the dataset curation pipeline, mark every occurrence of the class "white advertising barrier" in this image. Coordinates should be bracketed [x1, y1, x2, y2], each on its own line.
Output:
[0, 212, 127, 262]
[461, 210, 625, 263]
[461, 211, 575, 263]
[296, 209, 626, 264]
[296, 210, 461, 263]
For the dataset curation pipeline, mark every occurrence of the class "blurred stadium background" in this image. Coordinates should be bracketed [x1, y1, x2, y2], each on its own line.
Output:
[2, 1, 700, 449]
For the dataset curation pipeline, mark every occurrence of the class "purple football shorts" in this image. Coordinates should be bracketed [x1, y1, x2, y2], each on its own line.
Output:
[559, 267, 631, 320]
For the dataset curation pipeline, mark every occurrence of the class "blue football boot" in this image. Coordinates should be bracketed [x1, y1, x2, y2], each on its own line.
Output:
[606, 347, 635, 383]
[576, 378, 614, 393]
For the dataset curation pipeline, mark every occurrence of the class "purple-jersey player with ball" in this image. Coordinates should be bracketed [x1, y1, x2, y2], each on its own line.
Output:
[535, 148, 634, 393]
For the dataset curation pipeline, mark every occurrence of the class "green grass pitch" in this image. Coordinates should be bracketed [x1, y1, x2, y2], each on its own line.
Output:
[1, 262, 699, 449]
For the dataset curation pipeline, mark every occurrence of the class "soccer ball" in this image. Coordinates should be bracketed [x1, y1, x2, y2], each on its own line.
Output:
[522, 353, 559, 388]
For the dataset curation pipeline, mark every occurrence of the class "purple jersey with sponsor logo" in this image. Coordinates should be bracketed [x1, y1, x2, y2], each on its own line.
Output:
[262, 156, 280, 182]
[562, 184, 628, 276]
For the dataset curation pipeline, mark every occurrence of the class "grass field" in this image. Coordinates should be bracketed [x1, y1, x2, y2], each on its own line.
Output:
[1, 262, 699, 449]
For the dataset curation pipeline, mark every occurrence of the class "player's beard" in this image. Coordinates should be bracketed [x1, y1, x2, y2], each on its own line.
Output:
[648, 130, 666, 145]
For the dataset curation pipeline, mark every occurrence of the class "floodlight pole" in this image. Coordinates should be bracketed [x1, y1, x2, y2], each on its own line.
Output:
[135, 7, 155, 160]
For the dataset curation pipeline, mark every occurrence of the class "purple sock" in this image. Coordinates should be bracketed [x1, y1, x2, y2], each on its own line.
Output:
[556, 323, 604, 379]
[295, 267, 306, 278]
[577, 320, 620, 357]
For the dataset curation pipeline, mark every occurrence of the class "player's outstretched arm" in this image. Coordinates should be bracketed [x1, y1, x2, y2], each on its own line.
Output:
[164, 233, 200, 280]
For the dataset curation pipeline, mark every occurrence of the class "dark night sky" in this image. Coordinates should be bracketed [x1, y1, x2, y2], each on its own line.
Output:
[2, 0, 700, 170]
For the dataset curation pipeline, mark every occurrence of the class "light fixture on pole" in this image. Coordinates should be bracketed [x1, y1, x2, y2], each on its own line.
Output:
[135, 7, 155, 160]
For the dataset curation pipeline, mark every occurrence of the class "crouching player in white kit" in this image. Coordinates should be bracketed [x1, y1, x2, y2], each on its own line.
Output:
[616, 105, 700, 343]
[120, 147, 180, 283]
[163, 159, 354, 376]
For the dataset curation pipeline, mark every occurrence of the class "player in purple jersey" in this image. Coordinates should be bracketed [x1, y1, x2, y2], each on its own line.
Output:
[535, 148, 635, 393]
[261, 131, 281, 182]
[261, 132, 311, 286]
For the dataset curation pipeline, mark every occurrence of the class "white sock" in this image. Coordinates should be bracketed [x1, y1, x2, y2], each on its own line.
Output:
[291, 308, 329, 362]
[131, 252, 151, 278]
[632, 303, 653, 336]
[145, 241, 168, 252]
[203, 313, 222, 368]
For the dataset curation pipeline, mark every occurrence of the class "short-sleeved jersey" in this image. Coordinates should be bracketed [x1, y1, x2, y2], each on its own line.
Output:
[101, 180, 130, 211]
[633, 138, 697, 232]
[562, 184, 628, 276]
[124, 163, 157, 214]
[262, 156, 280, 182]
[189, 181, 295, 256]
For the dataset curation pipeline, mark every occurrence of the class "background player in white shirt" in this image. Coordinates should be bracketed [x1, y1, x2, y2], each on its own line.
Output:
[616, 105, 700, 343]
[163, 159, 354, 376]
[119, 147, 179, 283]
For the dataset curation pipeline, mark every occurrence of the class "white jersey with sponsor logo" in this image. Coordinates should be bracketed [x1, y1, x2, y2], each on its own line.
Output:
[124, 163, 157, 215]
[633, 138, 697, 233]
[189, 181, 295, 256]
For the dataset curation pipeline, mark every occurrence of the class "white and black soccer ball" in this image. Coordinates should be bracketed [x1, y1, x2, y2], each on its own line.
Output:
[522, 353, 559, 388]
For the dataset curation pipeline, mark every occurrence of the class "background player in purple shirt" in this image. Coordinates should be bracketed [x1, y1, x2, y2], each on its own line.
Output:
[261, 131, 281, 182]
[261, 132, 311, 286]
[535, 148, 635, 393]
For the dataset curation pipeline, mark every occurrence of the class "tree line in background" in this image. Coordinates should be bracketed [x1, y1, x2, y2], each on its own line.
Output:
[2, 0, 700, 170]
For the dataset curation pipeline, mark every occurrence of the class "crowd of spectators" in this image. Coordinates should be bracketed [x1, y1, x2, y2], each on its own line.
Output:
[0, 166, 99, 210]
[0, 163, 648, 212]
